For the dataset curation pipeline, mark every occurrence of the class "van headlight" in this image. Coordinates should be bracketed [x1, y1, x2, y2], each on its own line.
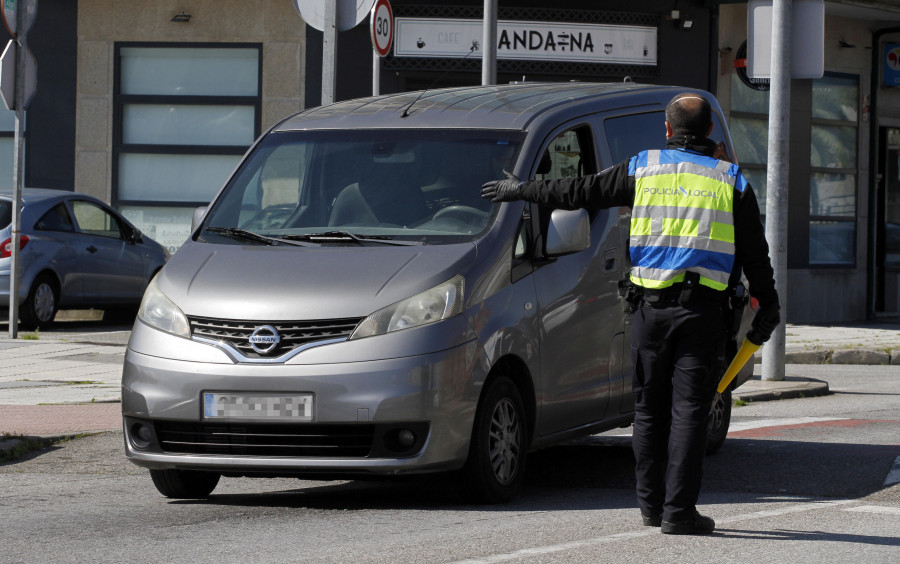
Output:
[350, 275, 464, 340]
[138, 275, 190, 338]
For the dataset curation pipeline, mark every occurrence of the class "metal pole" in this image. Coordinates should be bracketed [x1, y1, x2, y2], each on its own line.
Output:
[8, 0, 27, 339]
[481, 0, 497, 85]
[761, 0, 791, 381]
[322, 0, 337, 105]
[372, 49, 380, 97]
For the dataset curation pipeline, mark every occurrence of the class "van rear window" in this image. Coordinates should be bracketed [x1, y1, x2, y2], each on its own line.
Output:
[604, 111, 667, 163]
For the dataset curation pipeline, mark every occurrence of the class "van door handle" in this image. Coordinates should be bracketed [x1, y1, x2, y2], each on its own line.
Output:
[86, 245, 98, 254]
[603, 257, 616, 271]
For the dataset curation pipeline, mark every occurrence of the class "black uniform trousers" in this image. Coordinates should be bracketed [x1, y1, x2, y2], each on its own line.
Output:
[630, 291, 728, 522]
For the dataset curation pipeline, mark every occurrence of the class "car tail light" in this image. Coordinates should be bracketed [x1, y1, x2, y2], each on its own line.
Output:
[0, 235, 29, 258]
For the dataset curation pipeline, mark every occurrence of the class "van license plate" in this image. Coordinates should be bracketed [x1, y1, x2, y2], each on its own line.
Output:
[203, 393, 313, 421]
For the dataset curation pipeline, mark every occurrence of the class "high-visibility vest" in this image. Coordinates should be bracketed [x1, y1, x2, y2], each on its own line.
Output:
[628, 149, 748, 292]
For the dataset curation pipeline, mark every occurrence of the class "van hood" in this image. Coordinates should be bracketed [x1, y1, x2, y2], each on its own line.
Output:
[157, 241, 477, 321]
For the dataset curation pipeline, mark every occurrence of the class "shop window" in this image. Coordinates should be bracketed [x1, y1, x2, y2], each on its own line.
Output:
[729, 73, 769, 210]
[114, 44, 261, 254]
[809, 74, 858, 265]
[729, 72, 860, 267]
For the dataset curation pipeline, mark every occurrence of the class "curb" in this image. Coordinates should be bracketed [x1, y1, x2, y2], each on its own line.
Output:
[733, 377, 830, 403]
[756, 348, 900, 365]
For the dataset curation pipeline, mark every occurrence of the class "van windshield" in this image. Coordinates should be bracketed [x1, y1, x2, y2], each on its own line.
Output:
[203, 129, 523, 245]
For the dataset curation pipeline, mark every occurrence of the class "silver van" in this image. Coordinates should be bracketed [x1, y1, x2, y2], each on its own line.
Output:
[122, 82, 753, 503]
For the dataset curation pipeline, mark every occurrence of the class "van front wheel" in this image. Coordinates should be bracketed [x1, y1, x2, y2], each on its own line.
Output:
[150, 469, 220, 499]
[706, 388, 732, 455]
[464, 376, 527, 504]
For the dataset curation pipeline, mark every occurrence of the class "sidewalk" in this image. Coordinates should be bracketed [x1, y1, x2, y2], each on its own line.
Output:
[1, 320, 899, 440]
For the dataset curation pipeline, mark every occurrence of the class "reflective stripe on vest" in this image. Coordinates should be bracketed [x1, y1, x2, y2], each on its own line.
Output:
[629, 149, 737, 291]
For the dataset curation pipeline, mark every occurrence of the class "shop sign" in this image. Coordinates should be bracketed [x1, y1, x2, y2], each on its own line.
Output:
[884, 43, 900, 87]
[394, 18, 657, 65]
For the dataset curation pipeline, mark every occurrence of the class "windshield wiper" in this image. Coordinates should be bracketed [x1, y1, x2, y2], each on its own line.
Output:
[205, 226, 311, 247]
[281, 231, 423, 246]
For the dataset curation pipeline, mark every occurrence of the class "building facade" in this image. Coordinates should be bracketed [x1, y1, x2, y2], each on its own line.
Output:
[6, 0, 900, 322]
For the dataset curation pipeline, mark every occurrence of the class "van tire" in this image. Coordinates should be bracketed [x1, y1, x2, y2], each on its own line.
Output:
[464, 376, 527, 504]
[150, 469, 220, 499]
[18, 274, 58, 331]
[706, 388, 732, 455]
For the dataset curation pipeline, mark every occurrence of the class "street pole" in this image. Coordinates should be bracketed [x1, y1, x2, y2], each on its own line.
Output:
[761, 0, 791, 381]
[322, 0, 337, 105]
[481, 0, 497, 85]
[372, 49, 379, 96]
[8, 0, 27, 339]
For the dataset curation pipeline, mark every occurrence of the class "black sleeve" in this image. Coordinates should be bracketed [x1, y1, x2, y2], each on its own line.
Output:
[517, 160, 634, 211]
[733, 180, 779, 308]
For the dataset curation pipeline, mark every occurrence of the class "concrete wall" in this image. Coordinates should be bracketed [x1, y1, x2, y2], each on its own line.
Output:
[75, 0, 306, 202]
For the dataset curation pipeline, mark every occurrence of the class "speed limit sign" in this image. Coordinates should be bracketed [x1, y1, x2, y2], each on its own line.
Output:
[370, 0, 393, 57]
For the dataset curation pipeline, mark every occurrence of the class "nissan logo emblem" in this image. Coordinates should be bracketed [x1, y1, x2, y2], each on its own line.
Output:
[248, 325, 281, 354]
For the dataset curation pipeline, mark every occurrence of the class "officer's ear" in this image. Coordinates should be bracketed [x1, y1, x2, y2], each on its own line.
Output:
[665, 121, 674, 139]
[707, 122, 714, 137]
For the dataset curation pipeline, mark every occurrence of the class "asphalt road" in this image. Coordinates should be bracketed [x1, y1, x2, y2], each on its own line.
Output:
[1, 364, 898, 563]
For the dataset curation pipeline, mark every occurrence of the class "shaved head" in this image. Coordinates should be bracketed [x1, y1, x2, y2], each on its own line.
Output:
[665, 93, 712, 137]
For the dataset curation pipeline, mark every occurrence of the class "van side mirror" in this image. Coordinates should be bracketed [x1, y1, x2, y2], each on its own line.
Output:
[545, 209, 590, 257]
[129, 227, 143, 244]
[191, 206, 208, 233]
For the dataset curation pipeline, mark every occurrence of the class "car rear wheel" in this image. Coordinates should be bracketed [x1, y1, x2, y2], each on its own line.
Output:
[19, 274, 58, 331]
[706, 388, 732, 455]
[149, 469, 220, 499]
[464, 375, 527, 504]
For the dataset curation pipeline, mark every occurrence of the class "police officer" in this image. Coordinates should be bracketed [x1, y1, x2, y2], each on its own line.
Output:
[481, 93, 780, 535]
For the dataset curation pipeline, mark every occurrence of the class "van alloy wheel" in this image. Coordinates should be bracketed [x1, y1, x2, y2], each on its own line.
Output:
[706, 388, 732, 455]
[489, 397, 521, 485]
[464, 375, 528, 503]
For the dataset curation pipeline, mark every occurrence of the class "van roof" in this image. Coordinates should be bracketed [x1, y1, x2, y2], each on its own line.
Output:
[276, 82, 702, 133]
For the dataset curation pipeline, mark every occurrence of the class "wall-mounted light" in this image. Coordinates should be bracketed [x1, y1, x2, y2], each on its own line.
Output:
[681, 18, 694, 30]
[171, 11, 192, 23]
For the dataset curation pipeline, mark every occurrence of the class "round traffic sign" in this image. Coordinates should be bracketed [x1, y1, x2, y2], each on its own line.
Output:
[370, 0, 393, 57]
[293, 0, 374, 32]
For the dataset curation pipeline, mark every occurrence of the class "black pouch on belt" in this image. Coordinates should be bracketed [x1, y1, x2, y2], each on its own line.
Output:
[678, 271, 700, 306]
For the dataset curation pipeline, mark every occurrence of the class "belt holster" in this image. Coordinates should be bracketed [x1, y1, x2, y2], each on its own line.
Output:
[678, 271, 700, 306]
[618, 279, 642, 313]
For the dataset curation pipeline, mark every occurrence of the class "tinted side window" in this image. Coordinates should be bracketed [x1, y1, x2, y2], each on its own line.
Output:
[535, 125, 595, 181]
[0, 200, 10, 229]
[603, 111, 667, 163]
[72, 201, 126, 240]
[35, 203, 76, 232]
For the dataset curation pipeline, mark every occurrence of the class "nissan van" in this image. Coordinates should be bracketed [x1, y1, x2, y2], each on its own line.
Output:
[122, 82, 753, 503]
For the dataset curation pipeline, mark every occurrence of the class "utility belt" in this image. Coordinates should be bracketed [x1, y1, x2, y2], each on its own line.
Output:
[618, 272, 727, 313]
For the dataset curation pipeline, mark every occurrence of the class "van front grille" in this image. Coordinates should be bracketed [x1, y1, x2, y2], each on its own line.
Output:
[188, 316, 362, 359]
[154, 421, 375, 457]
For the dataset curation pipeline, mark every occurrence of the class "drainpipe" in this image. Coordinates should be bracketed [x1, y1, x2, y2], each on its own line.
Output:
[868, 27, 900, 320]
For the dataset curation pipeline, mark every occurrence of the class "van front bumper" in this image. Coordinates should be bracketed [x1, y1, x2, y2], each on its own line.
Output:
[122, 331, 487, 476]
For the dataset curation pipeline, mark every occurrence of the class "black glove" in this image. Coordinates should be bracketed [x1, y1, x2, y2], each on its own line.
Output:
[481, 171, 523, 202]
[748, 303, 781, 345]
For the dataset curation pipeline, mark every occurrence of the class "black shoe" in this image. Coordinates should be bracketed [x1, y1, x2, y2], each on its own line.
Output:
[641, 512, 662, 527]
[661, 512, 715, 535]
